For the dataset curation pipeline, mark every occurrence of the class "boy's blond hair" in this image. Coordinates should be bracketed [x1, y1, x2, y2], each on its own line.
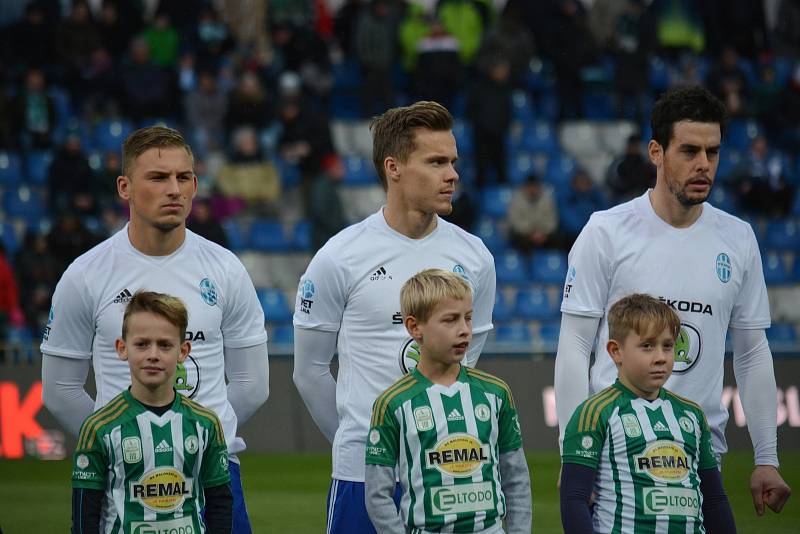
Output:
[400, 268, 471, 323]
[608, 293, 681, 343]
[121, 291, 189, 341]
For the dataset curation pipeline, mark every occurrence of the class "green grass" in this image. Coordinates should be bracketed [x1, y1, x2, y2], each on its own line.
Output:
[0, 451, 796, 532]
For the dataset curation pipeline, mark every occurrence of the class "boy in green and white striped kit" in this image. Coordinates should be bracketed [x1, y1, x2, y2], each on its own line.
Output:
[560, 293, 736, 533]
[71, 291, 232, 533]
[366, 269, 532, 534]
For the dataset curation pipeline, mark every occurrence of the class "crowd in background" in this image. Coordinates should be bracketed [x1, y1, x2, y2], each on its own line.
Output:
[0, 0, 799, 346]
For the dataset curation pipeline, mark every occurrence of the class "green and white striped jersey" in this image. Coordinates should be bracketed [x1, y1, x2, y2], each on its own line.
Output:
[367, 366, 523, 533]
[562, 380, 718, 534]
[72, 389, 230, 534]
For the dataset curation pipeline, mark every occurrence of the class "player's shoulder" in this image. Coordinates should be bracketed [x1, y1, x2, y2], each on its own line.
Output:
[587, 196, 640, 228]
[63, 232, 118, 276]
[571, 385, 625, 432]
[436, 217, 493, 261]
[180, 395, 223, 425]
[662, 387, 704, 414]
[464, 367, 515, 403]
[371, 373, 420, 422]
[702, 202, 758, 242]
[187, 229, 245, 267]
[76, 392, 131, 449]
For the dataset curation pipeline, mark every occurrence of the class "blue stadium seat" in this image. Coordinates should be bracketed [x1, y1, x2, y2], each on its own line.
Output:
[494, 322, 532, 344]
[761, 252, 792, 285]
[493, 290, 515, 322]
[330, 90, 362, 120]
[495, 251, 529, 285]
[765, 220, 800, 251]
[715, 150, 742, 183]
[538, 89, 560, 122]
[292, 220, 311, 251]
[512, 90, 535, 122]
[257, 288, 293, 322]
[508, 152, 536, 185]
[0, 152, 23, 185]
[515, 287, 559, 320]
[25, 150, 54, 185]
[222, 219, 246, 252]
[708, 186, 737, 213]
[536, 321, 561, 349]
[3, 186, 46, 223]
[248, 220, 291, 251]
[724, 119, 763, 152]
[474, 217, 507, 254]
[271, 324, 295, 346]
[332, 59, 362, 89]
[648, 56, 671, 92]
[766, 323, 797, 348]
[343, 156, 376, 185]
[0, 222, 19, 255]
[452, 121, 473, 153]
[545, 155, 576, 186]
[582, 91, 615, 120]
[520, 121, 559, 155]
[273, 157, 300, 188]
[530, 250, 568, 284]
[92, 119, 135, 152]
[481, 186, 513, 218]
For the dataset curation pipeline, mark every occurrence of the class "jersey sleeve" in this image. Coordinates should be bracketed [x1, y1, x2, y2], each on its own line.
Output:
[220, 260, 268, 348]
[293, 245, 349, 332]
[471, 246, 496, 335]
[729, 226, 771, 329]
[366, 399, 400, 467]
[696, 409, 718, 471]
[200, 416, 231, 488]
[560, 216, 612, 318]
[40, 269, 94, 359]
[72, 421, 108, 490]
[497, 388, 523, 453]
[561, 399, 606, 469]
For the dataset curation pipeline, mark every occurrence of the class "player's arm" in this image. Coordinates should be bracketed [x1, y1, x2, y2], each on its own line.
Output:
[42, 354, 95, 436]
[71, 488, 103, 534]
[224, 342, 269, 425]
[201, 416, 233, 532]
[365, 397, 403, 533]
[203, 483, 233, 534]
[71, 420, 108, 534]
[699, 467, 736, 533]
[464, 245, 497, 368]
[559, 463, 595, 534]
[292, 328, 339, 442]
[499, 448, 532, 534]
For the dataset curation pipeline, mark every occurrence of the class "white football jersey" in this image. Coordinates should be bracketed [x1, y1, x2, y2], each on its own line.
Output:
[41, 226, 267, 454]
[294, 209, 496, 481]
[561, 191, 770, 456]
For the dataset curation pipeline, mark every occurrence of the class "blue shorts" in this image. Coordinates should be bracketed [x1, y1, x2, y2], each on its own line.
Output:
[326, 478, 403, 534]
[229, 460, 252, 534]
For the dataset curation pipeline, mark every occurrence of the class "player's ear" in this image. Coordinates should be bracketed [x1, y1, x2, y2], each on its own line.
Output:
[117, 174, 131, 200]
[648, 139, 663, 167]
[178, 340, 190, 363]
[607, 339, 622, 366]
[384, 156, 400, 183]
[405, 314, 423, 341]
[116, 338, 128, 361]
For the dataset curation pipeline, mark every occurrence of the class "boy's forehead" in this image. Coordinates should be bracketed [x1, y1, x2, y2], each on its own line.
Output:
[431, 295, 472, 313]
[125, 310, 181, 336]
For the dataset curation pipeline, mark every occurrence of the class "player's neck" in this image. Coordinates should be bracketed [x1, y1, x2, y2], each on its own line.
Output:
[618, 375, 660, 401]
[127, 219, 186, 256]
[648, 186, 703, 228]
[130, 382, 176, 407]
[383, 201, 437, 239]
[416, 358, 460, 386]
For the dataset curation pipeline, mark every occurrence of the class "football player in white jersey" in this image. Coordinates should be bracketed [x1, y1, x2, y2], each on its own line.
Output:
[293, 101, 496, 533]
[555, 86, 791, 516]
[42, 126, 268, 533]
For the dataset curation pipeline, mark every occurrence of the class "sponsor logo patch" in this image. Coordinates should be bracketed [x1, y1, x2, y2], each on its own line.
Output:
[426, 433, 490, 477]
[643, 487, 701, 517]
[634, 440, 691, 483]
[621, 413, 642, 438]
[398, 338, 421, 374]
[122, 437, 142, 464]
[130, 467, 193, 513]
[430, 481, 495, 516]
[298, 279, 315, 314]
[414, 406, 434, 432]
[131, 516, 194, 534]
[673, 322, 702, 373]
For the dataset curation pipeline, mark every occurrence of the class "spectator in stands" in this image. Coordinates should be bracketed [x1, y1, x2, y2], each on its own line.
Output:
[772, 65, 800, 152]
[733, 136, 795, 218]
[309, 153, 347, 251]
[647, 0, 706, 56]
[559, 168, 606, 248]
[704, 0, 768, 59]
[188, 197, 229, 248]
[752, 64, 783, 130]
[47, 132, 97, 216]
[0, 90, 14, 149]
[706, 46, 750, 117]
[270, 19, 332, 103]
[217, 126, 281, 212]
[225, 70, 275, 135]
[334, 0, 366, 56]
[3, 2, 56, 75]
[412, 17, 462, 108]
[354, 0, 397, 117]
[184, 70, 228, 158]
[142, 12, 180, 68]
[476, 4, 535, 88]
[508, 173, 560, 254]
[47, 212, 99, 274]
[12, 67, 56, 149]
[0, 243, 22, 360]
[609, 0, 653, 121]
[93, 149, 124, 210]
[588, 0, 627, 51]
[190, 4, 234, 67]
[278, 95, 333, 180]
[398, 3, 430, 73]
[437, 0, 485, 64]
[57, 1, 102, 94]
[775, 0, 800, 59]
[549, 0, 597, 119]
[605, 133, 655, 202]
[669, 54, 704, 88]
[96, 1, 134, 61]
[14, 230, 58, 335]
[468, 57, 512, 187]
[119, 37, 172, 122]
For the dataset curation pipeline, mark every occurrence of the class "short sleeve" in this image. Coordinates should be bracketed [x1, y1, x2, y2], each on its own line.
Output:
[560, 217, 612, 318]
[696, 410, 717, 471]
[497, 389, 523, 453]
[293, 246, 348, 332]
[366, 400, 400, 467]
[729, 226, 771, 330]
[471, 246, 496, 336]
[220, 260, 268, 348]
[561, 400, 605, 469]
[201, 418, 231, 488]
[40, 269, 94, 359]
[72, 422, 107, 490]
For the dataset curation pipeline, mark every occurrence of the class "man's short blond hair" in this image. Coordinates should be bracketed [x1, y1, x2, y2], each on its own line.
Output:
[122, 125, 193, 176]
[608, 293, 681, 343]
[400, 268, 471, 324]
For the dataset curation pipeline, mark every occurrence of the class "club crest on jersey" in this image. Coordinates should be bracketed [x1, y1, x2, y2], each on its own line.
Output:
[199, 278, 218, 306]
[414, 406, 434, 432]
[474, 404, 491, 422]
[716, 253, 731, 283]
[673, 322, 702, 373]
[621, 413, 642, 438]
[122, 437, 142, 464]
[130, 467, 192, 513]
[399, 338, 422, 374]
[298, 279, 315, 314]
[184, 435, 199, 454]
[76, 454, 89, 469]
[425, 433, 490, 477]
[634, 440, 690, 483]
[679, 416, 695, 434]
[174, 354, 200, 398]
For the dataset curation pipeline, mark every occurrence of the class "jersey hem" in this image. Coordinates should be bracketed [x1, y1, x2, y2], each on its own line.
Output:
[472, 322, 494, 334]
[331, 473, 366, 483]
[560, 307, 604, 318]
[72, 481, 105, 490]
[366, 458, 397, 468]
[728, 321, 771, 330]
[293, 321, 341, 332]
[222, 333, 268, 349]
[561, 457, 598, 469]
[40, 346, 92, 359]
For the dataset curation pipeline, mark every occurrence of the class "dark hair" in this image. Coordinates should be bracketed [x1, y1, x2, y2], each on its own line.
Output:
[370, 101, 454, 190]
[650, 86, 727, 150]
[122, 126, 193, 176]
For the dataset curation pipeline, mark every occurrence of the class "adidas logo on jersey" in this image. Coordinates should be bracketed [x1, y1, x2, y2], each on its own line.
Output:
[154, 439, 173, 453]
[653, 421, 669, 432]
[446, 409, 464, 422]
[113, 289, 133, 304]
[369, 266, 392, 281]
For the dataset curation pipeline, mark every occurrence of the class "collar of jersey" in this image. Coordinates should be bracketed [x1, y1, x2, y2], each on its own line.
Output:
[613, 378, 667, 402]
[411, 364, 467, 391]
[123, 387, 182, 415]
[637, 189, 709, 234]
[374, 207, 442, 243]
[119, 223, 193, 262]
